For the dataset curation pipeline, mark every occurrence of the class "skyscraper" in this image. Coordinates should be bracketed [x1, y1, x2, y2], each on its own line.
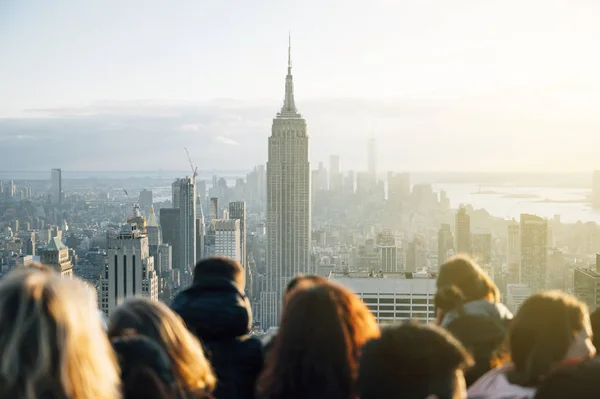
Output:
[41, 237, 73, 277]
[173, 177, 196, 273]
[51, 168, 62, 205]
[139, 189, 153, 214]
[376, 230, 397, 272]
[100, 223, 158, 316]
[520, 214, 547, 293]
[160, 208, 181, 270]
[507, 220, 520, 284]
[455, 207, 471, 255]
[329, 155, 342, 192]
[263, 36, 311, 328]
[388, 172, 411, 206]
[213, 219, 241, 263]
[472, 232, 492, 266]
[229, 201, 247, 269]
[209, 197, 219, 221]
[438, 223, 454, 267]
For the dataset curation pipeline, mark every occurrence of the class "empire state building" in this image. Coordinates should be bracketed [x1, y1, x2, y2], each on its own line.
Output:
[262, 37, 312, 328]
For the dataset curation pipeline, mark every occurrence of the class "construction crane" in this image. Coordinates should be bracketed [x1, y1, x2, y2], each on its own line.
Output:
[184, 147, 199, 179]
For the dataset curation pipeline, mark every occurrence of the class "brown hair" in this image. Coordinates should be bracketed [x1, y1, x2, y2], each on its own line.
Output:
[257, 281, 380, 399]
[108, 298, 216, 399]
[0, 268, 120, 399]
[509, 291, 588, 387]
[435, 255, 499, 311]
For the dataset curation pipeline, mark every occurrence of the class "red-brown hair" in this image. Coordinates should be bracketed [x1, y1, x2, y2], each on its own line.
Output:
[257, 281, 380, 399]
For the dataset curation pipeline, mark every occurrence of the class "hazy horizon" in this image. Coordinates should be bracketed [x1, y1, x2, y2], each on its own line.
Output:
[2, 0, 600, 172]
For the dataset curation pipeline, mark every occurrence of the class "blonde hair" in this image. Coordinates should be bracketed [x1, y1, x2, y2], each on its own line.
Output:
[0, 268, 120, 399]
[108, 298, 216, 398]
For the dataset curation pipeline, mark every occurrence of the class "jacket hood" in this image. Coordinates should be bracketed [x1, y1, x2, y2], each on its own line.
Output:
[441, 299, 513, 328]
[468, 364, 536, 399]
[171, 277, 252, 341]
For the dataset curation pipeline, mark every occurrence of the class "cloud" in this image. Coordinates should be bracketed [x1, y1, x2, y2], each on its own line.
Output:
[179, 123, 202, 132]
[214, 136, 239, 146]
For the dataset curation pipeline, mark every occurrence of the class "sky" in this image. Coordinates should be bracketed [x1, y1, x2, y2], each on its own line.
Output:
[1, 0, 600, 172]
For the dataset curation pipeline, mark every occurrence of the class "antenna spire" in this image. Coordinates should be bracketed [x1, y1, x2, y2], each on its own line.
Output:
[288, 32, 292, 71]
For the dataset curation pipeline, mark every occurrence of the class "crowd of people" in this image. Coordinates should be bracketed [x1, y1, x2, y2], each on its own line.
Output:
[0, 255, 599, 399]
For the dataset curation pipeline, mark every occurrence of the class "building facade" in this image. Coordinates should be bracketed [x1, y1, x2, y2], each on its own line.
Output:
[40, 237, 73, 276]
[520, 214, 548, 293]
[213, 219, 241, 263]
[437, 223, 454, 268]
[100, 223, 159, 316]
[263, 38, 312, 328]
[173, 177, 196, 272]
[507, 221, 520, 284]
[574, 254, 600, 311]
[332, 272, 437, 324]
[455, 207, 471, 255]
[51, 168, 62, 205]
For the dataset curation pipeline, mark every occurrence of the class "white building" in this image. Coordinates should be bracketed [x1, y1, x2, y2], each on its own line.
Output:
[263, 36, 311, 328]
[506, 283, 531, 313]
[213, 219, 241, 263]
[331, 272, 437, 325]
[100, 223, 159, 317]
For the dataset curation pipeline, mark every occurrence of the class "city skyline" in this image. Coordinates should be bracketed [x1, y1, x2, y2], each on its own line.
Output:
[3, 1, 600, 172]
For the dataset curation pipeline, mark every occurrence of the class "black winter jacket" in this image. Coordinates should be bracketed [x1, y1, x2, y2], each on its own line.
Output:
[172, 277, 263, 399]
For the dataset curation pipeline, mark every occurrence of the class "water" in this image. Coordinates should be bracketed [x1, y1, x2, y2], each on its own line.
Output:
[432, 183, 600, 223]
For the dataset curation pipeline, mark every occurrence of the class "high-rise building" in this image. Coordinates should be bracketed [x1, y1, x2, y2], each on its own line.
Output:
[146, 205, 161, 247]
[388, 172, 411, 206]
[100, 223, 158, 316]
[376, 230, 397, 272]
[472, 232, 492, 266]
[209, 197, 219, 221]
[171, 180, 181, 209]
[506, 283, 531, 313]
[160, 208, 181, 270]
[520, 214, 547, 293]
[40, 237, 73, 276]
[368, 137, 377, 180]
[593, 171, 600, 209]
[438, 224, 454, 267]
[343, 171, 355, 194]
[212, 219, 241, 263]
[229, 201, 247, 268]
[173, 177, 196, 272]
[455, 207, 471, 255]
[329, 155, 342, 192]
[51, 168, 62, 205]
[263, 37, 312, 328]
[507, 220, 520, 283]
[139, 189, 153, 214]
[574, 254, 600, 311]
[196, 204, 206, 262]
[406, 236, 427, 273]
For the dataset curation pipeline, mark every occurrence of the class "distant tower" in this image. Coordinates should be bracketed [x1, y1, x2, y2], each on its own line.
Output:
[376, 230, 397, 272]
[100, 221, 158, 317]
[520, 214, 547, 293]
[507, 220, 520, 284]
[51, 168, 62, 205]
[160, 208, 181, 270]
[229, 201, 247, 270]
[209, 197, 219, 221]
[438, 224, 454, 267]
[139, 189, 153, 214]
[455, 207, 471, 255]
[329, 155, 343, 192]
[173, 177, 196, 273]
[263, 35, 312, 328]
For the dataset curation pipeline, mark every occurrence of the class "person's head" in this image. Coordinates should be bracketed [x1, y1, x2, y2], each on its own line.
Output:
[257, 281, 380, 399]
[445, 315, 508, 386]
[358, 322, 473, 399]
[112, 335, 177, 399]
[283, 274, 327, 304]
[193, 256, 244, 290]
[509, 291, 595, 387]
[0, 268, 120, 399]
[108, 298, 216, 398]
[435, 256, 499, 323]
[534, 359, 600, 399]
[588, 308, 600, 353]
